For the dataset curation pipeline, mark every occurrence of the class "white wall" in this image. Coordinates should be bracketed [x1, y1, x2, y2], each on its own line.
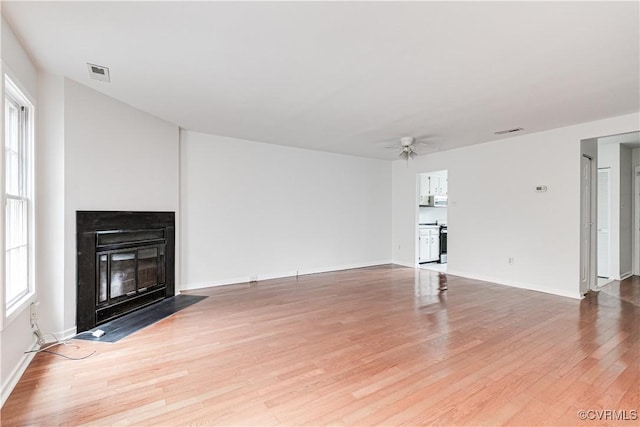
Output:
[392, 113, 640, 299]
[36, 73, 65, 337]
[1, 17, 36, 101]
[180, 130, 391, 288]
[418, 208, 448, 224]
[0, 16, 39, 405]
[63, 79, 180, 331]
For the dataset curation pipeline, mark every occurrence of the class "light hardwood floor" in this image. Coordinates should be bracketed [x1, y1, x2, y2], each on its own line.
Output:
[2, 265, 638, 426]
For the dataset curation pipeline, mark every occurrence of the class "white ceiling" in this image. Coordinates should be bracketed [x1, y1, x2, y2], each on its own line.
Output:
[3, 1, 639, 160]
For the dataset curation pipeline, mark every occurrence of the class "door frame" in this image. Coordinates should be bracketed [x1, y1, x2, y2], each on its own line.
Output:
[635, 165, 640, 275]
[580, 139, 597, 295]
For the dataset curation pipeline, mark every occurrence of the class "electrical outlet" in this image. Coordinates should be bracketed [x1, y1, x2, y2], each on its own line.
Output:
[30, 302, 39, 327]
[508, 257, 514, 265]
[33, 329, 45, 345]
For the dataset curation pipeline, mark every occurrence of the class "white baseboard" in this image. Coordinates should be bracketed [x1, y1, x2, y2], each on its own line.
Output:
[297, 260, 392, 276]
[390, 260, 415, 268]
[58, 326, 78, 341]
[179, 260, 393, 291]
[445, 269, 583, 300]
[1, 338, 38, 408]
[1, 325, 79, 408]
[619, 271, 633, 281]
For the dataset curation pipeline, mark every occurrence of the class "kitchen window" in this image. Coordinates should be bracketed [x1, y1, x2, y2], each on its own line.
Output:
[4, 75, 35, 318]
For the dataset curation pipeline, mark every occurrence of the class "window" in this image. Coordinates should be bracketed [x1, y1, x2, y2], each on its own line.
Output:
[4, 75, 34, 315]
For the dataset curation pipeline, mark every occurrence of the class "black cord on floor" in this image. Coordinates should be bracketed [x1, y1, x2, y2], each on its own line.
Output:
[41, 348, 96, 360]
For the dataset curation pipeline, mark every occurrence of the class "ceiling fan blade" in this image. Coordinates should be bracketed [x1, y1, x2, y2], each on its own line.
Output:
[412, 133, 435, 141]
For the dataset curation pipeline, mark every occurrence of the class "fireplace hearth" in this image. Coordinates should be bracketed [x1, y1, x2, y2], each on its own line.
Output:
[76, 211, 175, 332]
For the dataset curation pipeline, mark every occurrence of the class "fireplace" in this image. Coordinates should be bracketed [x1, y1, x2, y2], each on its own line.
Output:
[76, 211, 175, 332]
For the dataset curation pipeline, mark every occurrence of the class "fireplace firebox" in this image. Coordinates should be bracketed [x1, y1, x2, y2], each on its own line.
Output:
[76, 211, 175, 332]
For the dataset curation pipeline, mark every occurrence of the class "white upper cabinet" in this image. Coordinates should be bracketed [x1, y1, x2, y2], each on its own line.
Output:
[425, 175, 448, 196]
[428, 176, 438, 195]
[419, 171, 448, 202]
[420, 175, 430, 198]
[440, 176, 448, 195]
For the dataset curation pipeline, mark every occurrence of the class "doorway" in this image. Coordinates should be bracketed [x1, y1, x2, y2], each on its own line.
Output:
[597, 132, 638, 282]
[417, 170, 448, 273]
[581, 131, 640, 295]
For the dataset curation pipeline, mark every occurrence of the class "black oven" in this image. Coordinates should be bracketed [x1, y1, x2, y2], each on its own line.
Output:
[439, 225, 447, 263]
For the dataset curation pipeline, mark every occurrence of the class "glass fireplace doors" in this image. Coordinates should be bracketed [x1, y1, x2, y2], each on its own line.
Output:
[97, 245, 165, 306]
[92, 228, 169, 325]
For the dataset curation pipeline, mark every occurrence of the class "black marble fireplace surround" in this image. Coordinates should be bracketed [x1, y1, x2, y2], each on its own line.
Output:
[76, 211, 175, 332]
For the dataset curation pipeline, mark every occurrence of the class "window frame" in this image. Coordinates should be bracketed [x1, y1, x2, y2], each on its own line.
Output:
[3, 72, 36, 326]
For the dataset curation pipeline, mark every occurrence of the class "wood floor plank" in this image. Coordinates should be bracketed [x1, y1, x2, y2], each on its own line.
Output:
[1, 265, 638, 426]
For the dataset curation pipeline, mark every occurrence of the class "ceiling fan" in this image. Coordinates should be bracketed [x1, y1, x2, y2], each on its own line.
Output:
[386, 136, 435, 161]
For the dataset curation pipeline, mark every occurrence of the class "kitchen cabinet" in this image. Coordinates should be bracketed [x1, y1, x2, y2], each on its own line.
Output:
[426, 177, 434, 195]
[419, 231, 429, 263]
[429, 229, 440, 261]
[424, 175, 448, 196]
[440, 177, 448, 195]
[420, 175, 430, 199]
[419, 227, 440, 263]
[430, 176, 448, 195]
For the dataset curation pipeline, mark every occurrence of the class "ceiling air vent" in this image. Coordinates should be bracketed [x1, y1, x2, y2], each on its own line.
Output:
[494, 127, 524, 135]
[87, 63, 110, 83]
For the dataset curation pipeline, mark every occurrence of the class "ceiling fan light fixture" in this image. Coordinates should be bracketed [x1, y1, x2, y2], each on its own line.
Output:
[386, 135, 433, 162]
[400, 136, 415, 147]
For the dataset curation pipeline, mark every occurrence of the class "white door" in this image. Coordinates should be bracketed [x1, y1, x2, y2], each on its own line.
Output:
[580, 155, 593, 294]
[597, 169, 611, 278]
